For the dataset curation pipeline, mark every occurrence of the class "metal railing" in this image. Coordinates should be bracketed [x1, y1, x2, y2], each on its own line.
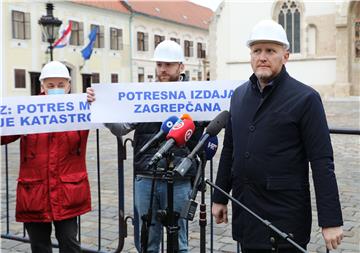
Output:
[1, 127, 359, 252]
[1, 130, 107, 253]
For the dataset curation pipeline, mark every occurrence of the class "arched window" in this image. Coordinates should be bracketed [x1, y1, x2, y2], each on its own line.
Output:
[355, 20, 360, 58]
[277, 0, 301, 53]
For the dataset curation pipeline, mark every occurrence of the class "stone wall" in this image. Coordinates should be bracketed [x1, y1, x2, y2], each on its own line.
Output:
[306, 14, 336, 57]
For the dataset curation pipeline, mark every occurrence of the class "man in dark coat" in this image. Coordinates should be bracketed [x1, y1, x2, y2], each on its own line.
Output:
[212, 19, 343, 253]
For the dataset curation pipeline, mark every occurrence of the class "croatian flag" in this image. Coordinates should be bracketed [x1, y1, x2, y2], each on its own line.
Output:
[54, 21, 72, 48]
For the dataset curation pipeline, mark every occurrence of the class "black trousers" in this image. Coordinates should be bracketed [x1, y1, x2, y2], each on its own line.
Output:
[24, 217, 80, 253]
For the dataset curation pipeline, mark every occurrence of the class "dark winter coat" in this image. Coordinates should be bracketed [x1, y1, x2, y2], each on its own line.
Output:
[213, 66, 343, 249]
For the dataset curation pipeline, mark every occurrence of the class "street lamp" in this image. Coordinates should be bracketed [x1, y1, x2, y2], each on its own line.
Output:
[38, 3, 62, 61]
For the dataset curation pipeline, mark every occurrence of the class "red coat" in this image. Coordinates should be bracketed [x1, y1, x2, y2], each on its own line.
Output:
[1, 130, 91, 222]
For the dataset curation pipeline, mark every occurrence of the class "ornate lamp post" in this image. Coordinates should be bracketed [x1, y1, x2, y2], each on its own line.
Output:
[38, 3, 62, 61]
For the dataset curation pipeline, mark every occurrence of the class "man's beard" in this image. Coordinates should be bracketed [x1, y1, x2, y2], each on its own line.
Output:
[255, 70, 273, 83]
[158, 74, 179, 82]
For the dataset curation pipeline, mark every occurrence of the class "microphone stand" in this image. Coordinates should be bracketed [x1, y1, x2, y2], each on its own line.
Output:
[198, 153, 207, 253]
[140, 163, 160, 253]
[180, 153, 207, 253]
[205, 179, 309, 253]
[141, 151, 181, 253]
[156, 152, 180, 253]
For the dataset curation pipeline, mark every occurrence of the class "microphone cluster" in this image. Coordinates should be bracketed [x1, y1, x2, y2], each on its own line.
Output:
[147, 118, 195, 168]
[140, 111, 229, 223]
[143, 111, 229, 171]
[173, 110, 229, 176]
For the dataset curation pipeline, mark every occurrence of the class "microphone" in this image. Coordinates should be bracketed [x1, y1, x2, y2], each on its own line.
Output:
[204, 136, 218, 160]
[138, 116, 179, 155]
[147, 119, 195, 169]
[180, 136, 219, 221]
[174, 110, 229, 177]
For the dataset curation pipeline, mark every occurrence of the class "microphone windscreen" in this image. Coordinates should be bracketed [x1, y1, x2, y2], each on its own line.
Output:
[204, 136, 218, 160]
[206, 111, 229, 136]
[166, 119, 195, 146]
[180, 113, 193, 121]
[161, 116, 179, 133]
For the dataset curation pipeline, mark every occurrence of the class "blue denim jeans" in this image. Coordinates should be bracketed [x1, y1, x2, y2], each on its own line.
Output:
[134, 176, 191, 253]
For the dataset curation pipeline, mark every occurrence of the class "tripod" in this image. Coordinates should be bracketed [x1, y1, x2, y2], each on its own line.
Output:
[140, 152, 181, 253]
[180, 153, 207, 253]
[157, 169, 180, 253]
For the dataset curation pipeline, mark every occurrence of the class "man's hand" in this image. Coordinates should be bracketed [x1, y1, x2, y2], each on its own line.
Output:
[322, 226, 343, 250]
[86, 87, 95, 104]
[212, 203, 228, 224]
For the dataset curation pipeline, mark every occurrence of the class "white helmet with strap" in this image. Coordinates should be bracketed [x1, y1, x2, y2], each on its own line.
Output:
[39, 61, 71, 81]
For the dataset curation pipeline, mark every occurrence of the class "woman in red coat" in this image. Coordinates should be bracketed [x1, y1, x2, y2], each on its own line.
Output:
[1, 61, 91, 253]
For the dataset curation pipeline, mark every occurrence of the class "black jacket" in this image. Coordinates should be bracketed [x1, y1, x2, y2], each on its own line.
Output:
[213, 66, 343, 249]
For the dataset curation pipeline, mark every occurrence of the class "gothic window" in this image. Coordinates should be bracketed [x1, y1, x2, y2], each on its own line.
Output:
[277, 0, 301, 53]
[355, 20, 360, 58]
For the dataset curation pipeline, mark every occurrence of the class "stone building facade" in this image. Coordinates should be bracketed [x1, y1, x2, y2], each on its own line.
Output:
[209, 0, 359, 97]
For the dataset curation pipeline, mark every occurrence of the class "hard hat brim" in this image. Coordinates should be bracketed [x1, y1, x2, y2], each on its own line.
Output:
[39, 76, 71, 82]
[151, 57, 184, 63]
[247, 39, 289, 50]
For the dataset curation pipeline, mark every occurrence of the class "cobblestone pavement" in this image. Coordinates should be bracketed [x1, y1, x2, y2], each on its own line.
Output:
[1, 98, 359, 253]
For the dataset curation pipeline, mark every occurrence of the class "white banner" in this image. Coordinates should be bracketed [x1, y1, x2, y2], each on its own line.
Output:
[91, 80, 243, 123]
[0, 94, 102, 136]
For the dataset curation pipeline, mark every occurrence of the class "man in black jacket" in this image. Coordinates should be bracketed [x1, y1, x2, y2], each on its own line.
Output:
[87, 40, 204, 252]
[212, 19, 343, 253]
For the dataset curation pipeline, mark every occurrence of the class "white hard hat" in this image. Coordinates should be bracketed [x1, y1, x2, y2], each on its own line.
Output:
[246, 20, 290, 50]
[39, 61, 71, 81]
[152, 40, 185, 62]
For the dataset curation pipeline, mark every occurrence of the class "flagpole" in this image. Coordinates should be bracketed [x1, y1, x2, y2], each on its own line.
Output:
[79, 58, 86, 71]
[50, 45, 54, 61]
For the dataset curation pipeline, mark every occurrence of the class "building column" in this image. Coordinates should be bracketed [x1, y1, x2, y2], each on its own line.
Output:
[335, 26, 351, 96]
[349, 2, 360, 96]
[335, 4, 351, 97]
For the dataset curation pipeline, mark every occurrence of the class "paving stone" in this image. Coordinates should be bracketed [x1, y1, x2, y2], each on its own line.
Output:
[0, 239, 23, 249]
[219, 242, 238, 252]
[10, 243, 32, 252]
[343, 222, 355, 231]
